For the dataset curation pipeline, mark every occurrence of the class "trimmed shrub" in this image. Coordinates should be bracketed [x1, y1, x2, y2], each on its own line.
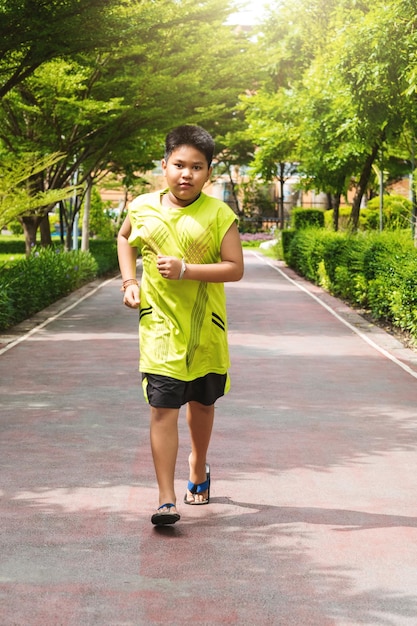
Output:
[0, 237, 26, 254]
[362, 232, 417, 331]
[281, 229, 296, 257]
[291, 208, 325, 230]
[0, 247, 98, 330]
[89, 239, 118, 274]
[322, 232, 369, 302]
[324, 196, 412, 232]
[286, 227, 328, 283]
[364, 194, 412, 230]
[283, 225, 417, 341]
[0, 238, 119, 330]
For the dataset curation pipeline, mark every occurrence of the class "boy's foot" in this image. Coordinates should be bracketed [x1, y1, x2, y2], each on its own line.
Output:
[151, 503, 180, 525]
[184, 462, 210, 505]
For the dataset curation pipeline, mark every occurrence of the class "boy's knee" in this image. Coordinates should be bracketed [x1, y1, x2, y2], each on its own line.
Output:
[151, 406, 179, 422]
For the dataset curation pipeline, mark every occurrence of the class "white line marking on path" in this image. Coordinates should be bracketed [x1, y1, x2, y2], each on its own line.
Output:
[0, 275, 118, 357]
[253, 251, 417, 381]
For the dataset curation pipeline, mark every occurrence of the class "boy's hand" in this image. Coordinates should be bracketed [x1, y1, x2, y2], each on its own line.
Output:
[157, 255, 183, 280]
[123, 284, 140, 309]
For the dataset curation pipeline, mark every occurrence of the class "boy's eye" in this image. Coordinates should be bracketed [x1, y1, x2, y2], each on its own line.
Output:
[172, 162, 204, 170]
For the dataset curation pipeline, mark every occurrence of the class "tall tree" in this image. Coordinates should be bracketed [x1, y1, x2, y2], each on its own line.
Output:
[0, 0, 124, 98]
[0, 0, 259, 248]
[246, 0, 417, 230]
[241, 89, 299, 227]
[331, 1, 409, 228]
[0, 152, 77, 235]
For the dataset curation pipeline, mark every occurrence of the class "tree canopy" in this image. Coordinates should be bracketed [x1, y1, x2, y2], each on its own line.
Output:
[0, 0, 261, 248]
[0, 0, 124, 98]
[243, 0, 417, 230]
[2, 0, 417, 243]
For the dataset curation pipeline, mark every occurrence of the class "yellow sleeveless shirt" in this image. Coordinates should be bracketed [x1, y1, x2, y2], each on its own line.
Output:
[128, 190, 237, 384]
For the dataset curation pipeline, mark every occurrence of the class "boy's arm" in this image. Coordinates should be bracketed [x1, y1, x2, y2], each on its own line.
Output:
[117, 216, 140, 308]
[156, 222, 244, 283]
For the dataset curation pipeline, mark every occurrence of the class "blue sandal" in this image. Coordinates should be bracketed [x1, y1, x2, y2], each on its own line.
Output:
[184, 463, 210, 505]
[151, 503, 180, 526]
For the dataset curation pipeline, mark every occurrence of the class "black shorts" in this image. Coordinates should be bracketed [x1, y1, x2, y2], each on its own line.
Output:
[142, 372, 227, 409]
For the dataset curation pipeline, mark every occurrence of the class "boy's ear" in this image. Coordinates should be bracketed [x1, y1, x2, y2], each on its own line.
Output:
[161, 158, 167, 171]
[207, 165, 213, 179]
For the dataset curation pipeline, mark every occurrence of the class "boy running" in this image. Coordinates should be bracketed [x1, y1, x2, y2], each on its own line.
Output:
[117, 124, 243, 525]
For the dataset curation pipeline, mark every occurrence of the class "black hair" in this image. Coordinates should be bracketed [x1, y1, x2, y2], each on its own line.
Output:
[164, 125, 215, 166]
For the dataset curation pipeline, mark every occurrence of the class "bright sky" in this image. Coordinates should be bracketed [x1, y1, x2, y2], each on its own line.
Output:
[228, 0, 269, 25]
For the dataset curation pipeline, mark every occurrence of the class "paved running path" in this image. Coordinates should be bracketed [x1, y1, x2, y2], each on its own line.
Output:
[2, 251, 417, 625]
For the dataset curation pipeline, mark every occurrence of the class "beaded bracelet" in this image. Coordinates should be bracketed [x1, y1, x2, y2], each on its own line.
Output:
[121, 278, 139, 292]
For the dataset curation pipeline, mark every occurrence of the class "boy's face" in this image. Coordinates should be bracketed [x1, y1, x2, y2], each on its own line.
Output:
[161, 145, 212, 206]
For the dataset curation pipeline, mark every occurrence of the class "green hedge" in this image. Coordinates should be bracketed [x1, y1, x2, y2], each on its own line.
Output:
[284, 227, 328, 282]
[324, 194, 412, 232]
[88, 239, 118, 275]
[285, 227, 417, 341]
[0, 238, 26, 254]
[281, 229, 296, 256]
[0, 239, 118, 330]
[291, 208, 325, 230]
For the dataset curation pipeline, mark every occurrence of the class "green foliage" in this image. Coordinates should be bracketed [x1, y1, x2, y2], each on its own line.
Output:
[363, 194, 412, 230]
[79, 187, 116, 239]
[241, 89, 299, 182]
[0, 236, 25, 254]
[361, 231, 416, 322]
[1, 0, 260, 251]
[88, 239, 118, 274]
[243, 0, 417, 233]
[0, 152, 77, 230]
[323, 202, 410, 232]
[322, 232, 369, 302]
[281, 230, 296, 257]
[285, 227, 328, 282]
[361, 231, 410, 281]
[0, 0, 123, 98]
[240, 179, 275, 217]
[271, 234, 284, 261]
[7, 220, 24, 235]
[0, 239, 118, 330]
[291, 208, 325, 229]
[0, 247, 97, 329]
[324, 206, 362, 231]
[0, 235, 26, 264]
[283, 227, 417, 341]
[319, 231, 349, 282]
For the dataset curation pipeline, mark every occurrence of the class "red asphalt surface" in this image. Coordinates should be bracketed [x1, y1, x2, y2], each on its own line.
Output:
[2, 250, 417, 626]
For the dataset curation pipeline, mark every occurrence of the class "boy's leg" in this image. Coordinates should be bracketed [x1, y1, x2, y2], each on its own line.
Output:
[150, 406, 180, 507]
[186, 401, 214, 502]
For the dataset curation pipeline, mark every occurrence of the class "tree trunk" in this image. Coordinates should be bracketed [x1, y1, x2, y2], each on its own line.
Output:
[65, 224, 73, 251]
[326, 193, 332, 210]
[349, 143, 379, 231]
[279, 179, 284, 229]
[332, 193, 341, 231]
[21, 215, 42, 256]
[116, 190, 128, 228]
[277, 162, 286, 229]
[227, 166, 241, 215]
[59, 201, 65, 245]
[411, 139, 417, 246]
[81, 175, 92, 251]
[39, 213, 52, 247]
[412, 184, 417, 246]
